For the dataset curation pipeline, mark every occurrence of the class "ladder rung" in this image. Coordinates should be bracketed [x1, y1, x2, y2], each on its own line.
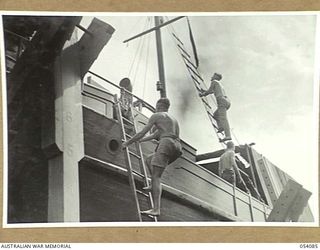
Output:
[202, 99, 212, 109]
[122, 117, 134, 125]
[209, 119, 219, 130]
[141, 213, 157, 219]
[209, 120, 219, 130]
[177, 44, 191, 58]
[129, 150, 141, 159]
[181, 52, 198, 71]
[186, 64, 203, 81]
[172, 33, 184, 45]
[125, 133, 132, 139]
[136, 189, 149, 197]
[207, 112, 219, 128]
[211, 123, 219, 130]
[132, 169, 145, 178]
[191, 74, 202, 87]
[207, 110, 215, 119]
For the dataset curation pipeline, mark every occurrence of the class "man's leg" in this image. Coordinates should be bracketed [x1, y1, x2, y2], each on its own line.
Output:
[141, 165, 164, 216]
[218, 106, 231, 138]
[213, 109, 224, 132]
[151, 165, 165, 214]
[145, 154, 153, 176]
[142, 155, 153, 192]
[222, 171, 235, 185]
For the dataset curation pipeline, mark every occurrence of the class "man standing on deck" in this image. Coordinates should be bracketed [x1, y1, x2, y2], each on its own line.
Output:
[199, 73, 231, 142]
[122, 98, 182, 216]
[219, 141, 249, 193]
[119, 77, 133, 120]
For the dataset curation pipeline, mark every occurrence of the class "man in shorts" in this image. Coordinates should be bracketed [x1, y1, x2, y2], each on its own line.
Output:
[219, 141, 249, 193]
[199, 73, 232, 142]
[122, 98, 182, 216]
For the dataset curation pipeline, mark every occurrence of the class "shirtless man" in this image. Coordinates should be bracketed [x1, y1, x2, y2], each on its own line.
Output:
[219, 141, 248, 193]
[122, 98, 182, 216]
[199, 73, 232, 142]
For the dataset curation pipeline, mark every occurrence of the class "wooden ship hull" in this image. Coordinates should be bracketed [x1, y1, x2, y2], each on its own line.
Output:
[80, 81, 271, 222]
[3, 15, 313, 224]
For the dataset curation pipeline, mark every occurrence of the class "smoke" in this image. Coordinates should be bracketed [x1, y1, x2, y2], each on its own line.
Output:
[167, 74, 200, 121]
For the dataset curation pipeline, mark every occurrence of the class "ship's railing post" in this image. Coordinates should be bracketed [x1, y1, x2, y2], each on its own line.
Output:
[262, 202, 268, 221]
[248, 194, 254, 222]
[232, 182, 238, 216]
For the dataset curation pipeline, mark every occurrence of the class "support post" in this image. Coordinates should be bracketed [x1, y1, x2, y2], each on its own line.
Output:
[45, 18, 115, 222]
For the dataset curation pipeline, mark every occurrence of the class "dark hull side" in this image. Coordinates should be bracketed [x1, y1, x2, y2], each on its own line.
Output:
[80, 106, 271, 222]
[79, 159, 225, 222]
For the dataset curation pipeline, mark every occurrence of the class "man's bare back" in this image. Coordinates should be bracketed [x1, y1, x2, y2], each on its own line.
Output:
[150, 112, 180, 139]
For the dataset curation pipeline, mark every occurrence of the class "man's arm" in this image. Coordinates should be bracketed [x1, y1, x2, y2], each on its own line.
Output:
[139, 129, 161, 143]
[199, 82, 215, 97]
[122, 114, 158, 147]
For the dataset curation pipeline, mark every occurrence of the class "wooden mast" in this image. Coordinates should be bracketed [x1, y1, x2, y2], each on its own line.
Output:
[154, 16, 166, 98]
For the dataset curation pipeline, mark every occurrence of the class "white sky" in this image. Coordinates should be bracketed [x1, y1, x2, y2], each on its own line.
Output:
[81, 14, 319, 218]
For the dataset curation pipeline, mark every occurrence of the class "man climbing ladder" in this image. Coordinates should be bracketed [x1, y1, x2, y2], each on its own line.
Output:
[199, 73, 232, 142]
[122, 97, 182, 216]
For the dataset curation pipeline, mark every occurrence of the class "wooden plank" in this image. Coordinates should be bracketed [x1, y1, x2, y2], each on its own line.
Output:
[79, 164, 140, 222]
[267, 179, 301, 222]
[78, 18, 115, 78]
[83, 83, 114, 103]
[289, 187, 312, 222]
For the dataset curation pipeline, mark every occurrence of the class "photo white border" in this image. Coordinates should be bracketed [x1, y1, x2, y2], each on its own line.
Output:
[0, 10, 319, 228]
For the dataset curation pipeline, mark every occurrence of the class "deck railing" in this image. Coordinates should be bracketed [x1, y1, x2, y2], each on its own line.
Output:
[88, 71, 156, 113]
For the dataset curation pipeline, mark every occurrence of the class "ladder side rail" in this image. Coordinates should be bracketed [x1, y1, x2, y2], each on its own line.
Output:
[130, 107, 158, 222]
[177, 43, 191, 58]
[181, 55, 204, 81]
[114, 98, 142, 221]
[171, 31, 227, 146]
[173, 31, 259, 201]
[131, 114, 150, 186]
[174, 36, 217, 108]
[185, 65, 226, 143]
[181, 51, 224, 143]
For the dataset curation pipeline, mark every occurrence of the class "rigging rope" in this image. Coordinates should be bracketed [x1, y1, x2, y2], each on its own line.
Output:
[132, 18, 151, 86]
[127, 17, 149, 80]
[142, 17, 152, 100]
[127, 17, 145, 39]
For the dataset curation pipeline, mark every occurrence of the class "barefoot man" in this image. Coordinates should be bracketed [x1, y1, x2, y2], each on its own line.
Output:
[122, 98, 182, 216]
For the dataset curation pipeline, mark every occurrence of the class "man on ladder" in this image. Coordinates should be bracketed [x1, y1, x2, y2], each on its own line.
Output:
[199, 73, 232, 142]
[122, 97, 182, 216]
[119, 77, 133, 120]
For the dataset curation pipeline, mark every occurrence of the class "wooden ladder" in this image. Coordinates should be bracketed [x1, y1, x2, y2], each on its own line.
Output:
[171, 31, 252, 186]
[171, 32, 231, 144]
[114, 96, 157, 222]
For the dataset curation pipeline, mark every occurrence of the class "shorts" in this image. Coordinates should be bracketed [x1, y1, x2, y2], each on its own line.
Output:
[216, 96, 231, 110]
[151, 137, 182, 168]
[222, 169, 235, 185]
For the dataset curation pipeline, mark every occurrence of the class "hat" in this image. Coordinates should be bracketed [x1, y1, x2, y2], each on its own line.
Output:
[119, 78, 132, 92]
